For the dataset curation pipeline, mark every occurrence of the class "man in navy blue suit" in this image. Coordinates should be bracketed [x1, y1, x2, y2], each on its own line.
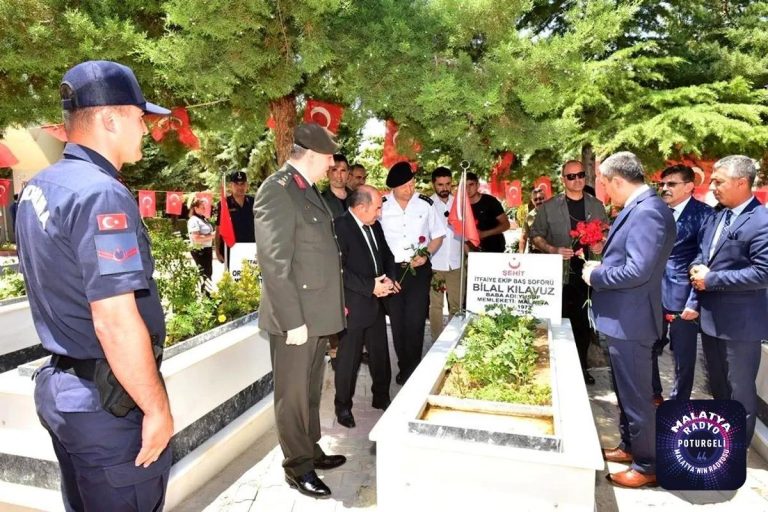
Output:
[688, 155, 768, 443]
[582, 152, 676, 488]
[651, 165, 713, 404]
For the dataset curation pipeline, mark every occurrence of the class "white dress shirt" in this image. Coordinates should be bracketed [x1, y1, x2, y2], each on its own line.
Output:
[669, 196, 692, 222]
[709, 195, 754, 259]
[430, 193, 463, 271]
[349, 210, 381, 274]
[380, 192, 446, 263]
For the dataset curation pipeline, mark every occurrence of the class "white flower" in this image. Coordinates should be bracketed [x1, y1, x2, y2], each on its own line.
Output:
[453, 345, 467, 359]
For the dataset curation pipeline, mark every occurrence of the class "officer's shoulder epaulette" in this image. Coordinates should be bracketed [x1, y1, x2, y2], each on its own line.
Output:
[272, 170, 292, 188]
[382, 196, 388, 203]
[418, 194, 433, 205]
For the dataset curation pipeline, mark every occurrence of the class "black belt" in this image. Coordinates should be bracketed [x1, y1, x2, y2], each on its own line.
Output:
[51, 354, 97, 381]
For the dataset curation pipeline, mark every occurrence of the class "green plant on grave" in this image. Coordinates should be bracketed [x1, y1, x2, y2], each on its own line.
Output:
[445, 305, 550, 406]
[0, 267, 25, 300]
[164, 296, 217, 346]
[147, 219, 201, 314]
[213, 261, 261, 324]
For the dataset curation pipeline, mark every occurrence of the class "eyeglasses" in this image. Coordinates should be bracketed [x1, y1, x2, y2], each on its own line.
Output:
[656, 181, 691, 189]
[564, 172, 586, 181]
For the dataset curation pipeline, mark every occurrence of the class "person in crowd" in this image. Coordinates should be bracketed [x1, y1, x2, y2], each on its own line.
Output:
[518, 186, 546, 253]
[582, 151, 675, 489]
[466, 172, 510, 252]
[334, 185, 398, 428]
[215, 170, 255, 266]
[15, 60, 173, 511]
[187, 198, 216, 286]
[381, 162, 445, 385]
[651, 164, 712, 405]
[347, 163, 368, 191]
[689, 155, 768, 443]
[531, 161, 609, 384]
[321, 153, 352, 218]
[253, 122, 347, 499]
[428, 166, 464, 342]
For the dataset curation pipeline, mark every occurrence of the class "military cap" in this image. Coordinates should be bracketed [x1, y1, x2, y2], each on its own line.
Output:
[293, 122, 339, 155]
[229, 170, 248, 183]
[60, 60, 170, 115]
[386, 161, 414, 188]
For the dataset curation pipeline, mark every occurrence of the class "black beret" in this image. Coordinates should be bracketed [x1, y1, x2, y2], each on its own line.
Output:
[293, 122, 339, 155]
[386, 162, 414, 188]
[229, 170, 247, 183]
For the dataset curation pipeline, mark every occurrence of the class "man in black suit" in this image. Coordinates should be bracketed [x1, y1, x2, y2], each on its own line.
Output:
[333, 185, 399, 428]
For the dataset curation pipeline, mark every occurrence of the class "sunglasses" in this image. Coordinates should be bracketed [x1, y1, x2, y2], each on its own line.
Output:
[564, 172, 586, 181]
[656, 181, 691, 189]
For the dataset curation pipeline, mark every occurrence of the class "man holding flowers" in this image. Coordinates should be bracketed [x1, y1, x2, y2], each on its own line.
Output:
[531, 160, 609, 385]
[381, 162, 445, 385]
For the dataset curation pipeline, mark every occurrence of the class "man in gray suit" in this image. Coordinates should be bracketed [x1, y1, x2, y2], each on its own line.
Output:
[582, 152, 676, 489]
[253, 122, 347, 499]
[531, 160, 609, 385]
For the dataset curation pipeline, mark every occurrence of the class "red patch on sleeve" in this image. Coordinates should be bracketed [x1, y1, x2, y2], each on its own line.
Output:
[97, 213, 128, 231]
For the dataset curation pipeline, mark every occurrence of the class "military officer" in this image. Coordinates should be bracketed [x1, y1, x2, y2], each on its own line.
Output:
[253, 122, 347, 499]
[16, 61, 173, 511]
[380, 162, 445, 385]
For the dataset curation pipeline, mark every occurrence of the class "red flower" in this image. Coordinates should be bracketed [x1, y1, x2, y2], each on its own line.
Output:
[418, 235, 426, 244]
[570, 220, 607, 246]
[665, 313, 677, 322]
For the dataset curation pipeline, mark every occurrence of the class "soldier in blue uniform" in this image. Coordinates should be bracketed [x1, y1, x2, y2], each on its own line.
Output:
[15, 61, 174, 511]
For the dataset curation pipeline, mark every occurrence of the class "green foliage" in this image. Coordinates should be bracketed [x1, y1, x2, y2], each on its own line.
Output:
[445, 306, 551, 405]
[146, 219, 201, 314]
[164, 296, 216, 346]
[213, 261, 261, 323]
[0, 267, 25, 300]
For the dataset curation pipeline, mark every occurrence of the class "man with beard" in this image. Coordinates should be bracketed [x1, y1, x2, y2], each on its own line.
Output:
[321, 153, 352, 218]
[347, 163, 368, 191]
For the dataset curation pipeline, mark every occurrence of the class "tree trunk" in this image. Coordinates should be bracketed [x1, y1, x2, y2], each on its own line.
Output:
[581, 143, 595, 187]
[270, 94, 297, 167]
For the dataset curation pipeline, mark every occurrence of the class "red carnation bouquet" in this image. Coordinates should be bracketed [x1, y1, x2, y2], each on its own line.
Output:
[399, 235, 430, 284]
[571, 219, 608, 262]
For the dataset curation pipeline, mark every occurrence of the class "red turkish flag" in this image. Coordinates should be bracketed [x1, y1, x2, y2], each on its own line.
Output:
[304, 99, 344, 134]
[754, 187, 768, 205]
[165, 191, 183, 216]
[490, 152, 515, 198]
[0, 143, 18, 168]
[149, 107, 200, 150]
[138, 190, 156, 218]
[218, 183, 236, 248]
[533, 176, 552, 200]
[505, 180, 522, 207]
[41, 124, 68, 142]
[195, 192, 213, 218]
[382, 120, 419, 171]
[448, 174, 481, 248]
[0, 179, 12, 207]
[664, 156, 715, 202]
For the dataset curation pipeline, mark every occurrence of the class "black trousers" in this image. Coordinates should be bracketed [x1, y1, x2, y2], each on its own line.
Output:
[334, 305, 391, 412]
[386, 262, 431, 378]
[190, 247, 213, 281]
[562, 280, 592, 372]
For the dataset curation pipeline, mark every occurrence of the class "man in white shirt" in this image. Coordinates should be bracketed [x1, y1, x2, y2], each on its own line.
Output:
[380, 162, 446, 385]
[428, 167, 464, 342]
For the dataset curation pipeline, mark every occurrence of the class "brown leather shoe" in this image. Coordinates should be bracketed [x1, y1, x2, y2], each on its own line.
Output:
[607, 469, 658, 488]
[653, 395, 664, 407]
[602, 447, 633, 463]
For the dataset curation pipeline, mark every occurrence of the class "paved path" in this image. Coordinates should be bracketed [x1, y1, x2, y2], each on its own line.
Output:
[177, 329, 768, 511]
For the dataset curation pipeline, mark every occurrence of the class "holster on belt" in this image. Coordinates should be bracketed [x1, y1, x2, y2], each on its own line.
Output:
[51, 335, 164, 418]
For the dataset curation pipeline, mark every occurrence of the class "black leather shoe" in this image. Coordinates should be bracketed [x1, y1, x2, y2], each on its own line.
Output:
[337, 410, 355, 428]
[395, 372, 408, 385]
[583, 371, 595, 385]
[285, 470, 331, 498]
[314, 454, 346, 470]
[372, 397, 391, 411]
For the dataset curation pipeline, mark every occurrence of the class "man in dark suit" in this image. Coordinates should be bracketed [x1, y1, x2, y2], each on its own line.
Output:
[582, 151, 676, 489]
[334, 185, 399, 428]
[651, 165, 713, 404]
[253, 123, 347, 499]
[689, 155, 768, 443]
